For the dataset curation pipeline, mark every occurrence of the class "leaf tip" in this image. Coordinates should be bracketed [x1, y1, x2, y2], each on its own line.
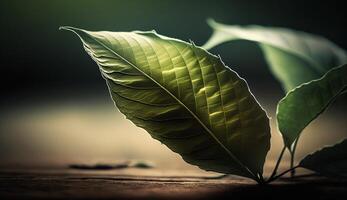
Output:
[59, 26, 86, 34]
[59, 26, 88, 40]
[59, 26, 69, 31]
[206, 18, 218, 27]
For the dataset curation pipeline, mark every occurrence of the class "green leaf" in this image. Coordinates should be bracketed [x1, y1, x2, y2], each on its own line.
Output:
[300, 139, 347, 178]
[203, 19, 347, 92]
[277, 64, 347, 148]
[60, 26, 271, 180]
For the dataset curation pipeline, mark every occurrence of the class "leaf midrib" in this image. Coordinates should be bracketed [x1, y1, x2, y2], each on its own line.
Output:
[68, 27, 256, 178]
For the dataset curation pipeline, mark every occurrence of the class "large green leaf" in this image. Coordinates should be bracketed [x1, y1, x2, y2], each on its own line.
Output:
[203, 19, 347, 92]
[277, 64, 347, 148]
[60, 27, 271, 180]
[300, 139, 347, 178]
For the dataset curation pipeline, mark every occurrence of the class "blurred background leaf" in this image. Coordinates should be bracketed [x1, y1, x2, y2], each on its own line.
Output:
[203, 19, 347, 91]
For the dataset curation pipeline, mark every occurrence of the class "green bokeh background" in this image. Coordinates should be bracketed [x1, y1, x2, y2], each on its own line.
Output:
[1, 0, 346, 101]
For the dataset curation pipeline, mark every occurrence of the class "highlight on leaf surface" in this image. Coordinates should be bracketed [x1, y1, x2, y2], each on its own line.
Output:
[203, 19, 347, 92]
[300, 139, 347, 178]
[60, 26, 271, 181]
[277, 64, 347, 148]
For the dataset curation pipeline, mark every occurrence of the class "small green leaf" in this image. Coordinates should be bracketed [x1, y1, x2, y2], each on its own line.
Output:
[300, 139, 347, 178]
[203, 19, 347, 92]
[60, 27, 271, 180]
[277, 64, 347, 148]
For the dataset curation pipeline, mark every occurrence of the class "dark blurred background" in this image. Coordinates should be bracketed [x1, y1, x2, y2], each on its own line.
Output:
[0, 0, 346, 171]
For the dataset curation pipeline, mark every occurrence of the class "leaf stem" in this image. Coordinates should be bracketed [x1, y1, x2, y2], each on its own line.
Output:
[259, 173, 266, 184]
[255, 174, 265, 184]
[266, 165, 299, 183]
[290, 137, 300, 177]
[268, 146, 286, 181]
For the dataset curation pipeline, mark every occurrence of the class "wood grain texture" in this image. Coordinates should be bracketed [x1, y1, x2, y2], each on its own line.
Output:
[1, 169, 347, 200]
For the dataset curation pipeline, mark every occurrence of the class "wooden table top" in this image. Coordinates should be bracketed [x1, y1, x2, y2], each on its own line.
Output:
[1, 168, 346, 200]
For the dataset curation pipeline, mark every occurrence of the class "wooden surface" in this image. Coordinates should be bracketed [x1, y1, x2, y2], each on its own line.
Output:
[1, 168, 347, 200]
[2, 100, 347, 199]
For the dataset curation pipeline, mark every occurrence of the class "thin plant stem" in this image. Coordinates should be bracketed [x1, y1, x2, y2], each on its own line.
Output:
[260, 173, 264, 182]
[267, 165, 299, 183]
[258, 173, 267, 183]
[290, 136, 301, 177]
[268, 146, 286, 181]
[258, 173, 265, 184]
